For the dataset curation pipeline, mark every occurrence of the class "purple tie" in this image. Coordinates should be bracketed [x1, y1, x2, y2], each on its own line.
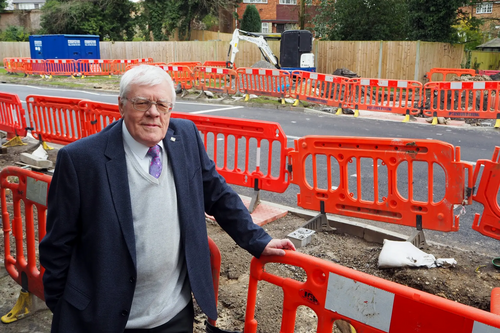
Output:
[147, 145, 162, 178]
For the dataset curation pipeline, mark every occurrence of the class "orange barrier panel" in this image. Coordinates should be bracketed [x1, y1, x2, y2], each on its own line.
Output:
[237, 67, 293, 99]
[22, 59, 45, 76]
[124, 62, 168, 72]
[288, 136, 473, 232]
[26, 95, 85, 145]
[156, 65, 195, 90]
[0, 92, 28, 138]
[3, 58, 26, 74]
[291, 70, 352, 109]
[112, 59, 135, 74]
[1, 166, 52, 301]
[478, 70, 500, 76]
[207, 237, 221, 327]
[171, 112, 291, 193]
[77, 100, 121, 137]
[193, 66, 237, 95]
[167, 61, 202, 70]
[492, 288, 500, 315]
[351, 78, 423, 116]
[202, 61, 232, 69]
[472, 147, 500, 241]
[423, 81, 500, 122]
[244, 251, 500, 333]
[77, 59, 114, 76]
[425, 68, 476, 82]
[44, 59, 77, 77]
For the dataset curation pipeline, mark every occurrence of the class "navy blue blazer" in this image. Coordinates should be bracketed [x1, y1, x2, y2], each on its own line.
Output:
[39, 118, 272, 333]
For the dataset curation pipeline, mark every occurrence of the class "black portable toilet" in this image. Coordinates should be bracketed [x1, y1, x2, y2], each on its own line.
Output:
[29, 35, 100, 60]
[279, 30, 313, 69]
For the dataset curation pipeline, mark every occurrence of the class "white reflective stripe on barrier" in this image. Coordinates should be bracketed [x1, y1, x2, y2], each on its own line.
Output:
[325, 272, 395, 332]
[246, 68, 253, 74]
[451, 82, 462, 90]
[397, 81, 408, 88]
[474, 82, 486, 90]
[379, 80, 388, 87]
[310, 73, 318, 80]
[361, 79, 370, 86]
[259, 69, 265, 75]
[326, 75, 334, 82]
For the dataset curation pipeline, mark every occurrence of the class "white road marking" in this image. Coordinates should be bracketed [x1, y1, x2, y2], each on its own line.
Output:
[191, 106, 244, 114]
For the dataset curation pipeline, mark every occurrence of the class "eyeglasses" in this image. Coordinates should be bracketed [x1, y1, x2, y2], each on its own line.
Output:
[123, 97, 173, 114]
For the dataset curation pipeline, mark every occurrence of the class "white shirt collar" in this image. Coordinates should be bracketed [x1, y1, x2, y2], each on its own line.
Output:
[122, 120, 165, 159]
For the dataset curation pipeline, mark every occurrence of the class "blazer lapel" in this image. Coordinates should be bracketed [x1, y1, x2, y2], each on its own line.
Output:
[104, 120, 137, 267]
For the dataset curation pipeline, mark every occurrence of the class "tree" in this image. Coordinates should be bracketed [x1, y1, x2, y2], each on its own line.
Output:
[40, 0, 136, 41]
[407, 0, 470, 43]
[240, 5, 261, 33]
[0, 26, 30, 41]
[313, 0, 409, 41]
[137, 0, 239, 42]
[0, 0, 7, 12]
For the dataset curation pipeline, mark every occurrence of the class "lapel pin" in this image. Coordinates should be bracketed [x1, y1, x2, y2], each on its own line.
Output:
[170, 137, 176, 142]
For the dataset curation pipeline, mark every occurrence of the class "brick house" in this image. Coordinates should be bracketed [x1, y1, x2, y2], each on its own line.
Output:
[234, 0, 319, 33]
[461, 1, 500, 39]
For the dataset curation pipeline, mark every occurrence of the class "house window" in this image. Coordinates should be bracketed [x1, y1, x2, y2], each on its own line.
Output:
[279, 0, 297, 4]
[18, 3, 35, 10]
[262, 22, 271, 33]
[243, 0, 267, 3]
[476, 2, 493, 14]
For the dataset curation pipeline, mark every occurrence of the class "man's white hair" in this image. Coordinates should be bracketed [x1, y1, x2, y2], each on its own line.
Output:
[119, 65, 176, 106]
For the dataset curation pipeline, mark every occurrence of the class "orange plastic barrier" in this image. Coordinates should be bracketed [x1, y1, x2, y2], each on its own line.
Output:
[288, 136, 473, 232]
[472, 147, 500, 241]
[1, 166, 52, 301]
[193, 66, 237, 95]
[167, 61, 202, 70]
[237, 67, 293, 99]
[207, 236, 221, 327]
[156, 65, 195, 90]
[425, 68, 476, 82]
[77, 100, 121, 137]
[112, 59, 135, 74]
[291, 70, 352, 109]
[423, 81, 500, 121]
[244, 251, 500, 333]
[478, 70, 500, 76]
[26, 95, 85, 145]
[44, 59, 77, 77]
[202, 61, 232, 69]
[171, 112, 291, 193]
[22, 59, 46, 76]
[0, 92, 28, 138]
[3, 58, 27, 74]
[351, 78, 423, 116]
[77, 59, 114, 76]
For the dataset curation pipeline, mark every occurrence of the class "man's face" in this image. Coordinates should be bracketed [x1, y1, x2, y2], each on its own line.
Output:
[119, 81, 173, 147]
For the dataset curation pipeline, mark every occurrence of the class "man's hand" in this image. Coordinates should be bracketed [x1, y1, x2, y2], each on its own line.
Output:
[261, 238, 296, 256]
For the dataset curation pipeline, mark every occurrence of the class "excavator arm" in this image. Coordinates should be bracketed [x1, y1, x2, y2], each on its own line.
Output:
[226, 29, 280, 69]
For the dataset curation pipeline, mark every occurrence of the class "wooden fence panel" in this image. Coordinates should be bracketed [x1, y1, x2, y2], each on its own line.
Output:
[470, 50, 500, 70]
[0, 38, 465, 82]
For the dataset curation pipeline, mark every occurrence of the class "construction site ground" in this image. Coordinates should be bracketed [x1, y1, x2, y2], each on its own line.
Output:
[0, 141, 498, 333]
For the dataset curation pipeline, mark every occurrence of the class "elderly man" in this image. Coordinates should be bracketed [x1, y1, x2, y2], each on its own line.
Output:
[40, 65, 295, 333]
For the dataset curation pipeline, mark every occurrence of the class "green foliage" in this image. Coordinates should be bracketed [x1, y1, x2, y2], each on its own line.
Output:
[407, 0, 469, 43]
[313, 0, 409, 41]
[40, 0, 136, 41]
[201, 13, 218, 30]
[137, 0, 239, 41]
[0, 25, 30, 41]
[0, 0, 7, 12]
[240, 5, 261, 33]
